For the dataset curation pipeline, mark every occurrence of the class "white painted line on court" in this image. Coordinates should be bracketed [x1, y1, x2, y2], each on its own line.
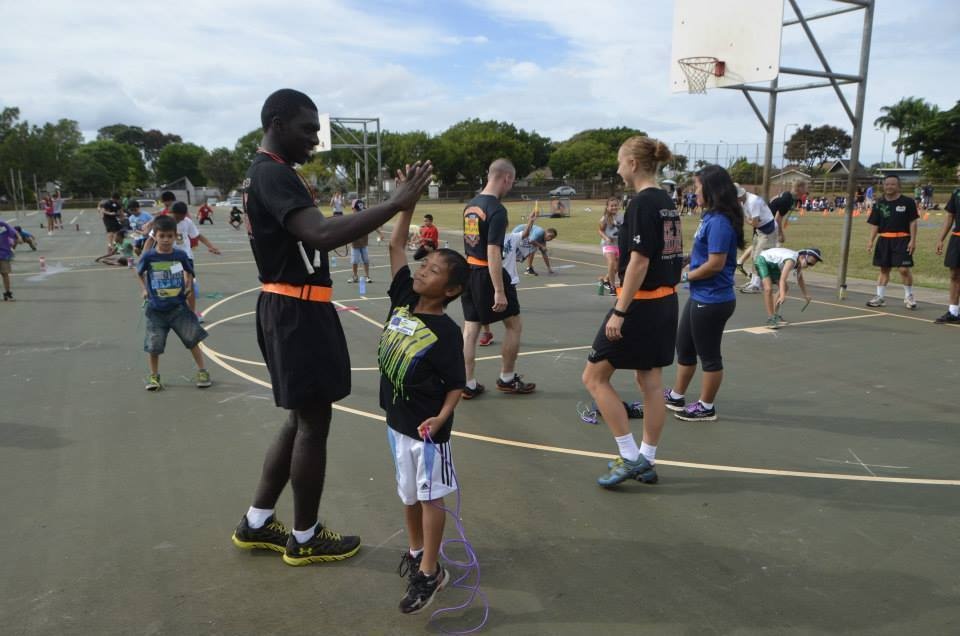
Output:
[198, 341, 960, 488]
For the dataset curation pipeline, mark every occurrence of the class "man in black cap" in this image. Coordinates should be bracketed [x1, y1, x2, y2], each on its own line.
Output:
[230, 88, 433, 566]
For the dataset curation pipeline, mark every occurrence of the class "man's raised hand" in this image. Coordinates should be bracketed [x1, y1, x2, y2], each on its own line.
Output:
[392, 161, 433, 211]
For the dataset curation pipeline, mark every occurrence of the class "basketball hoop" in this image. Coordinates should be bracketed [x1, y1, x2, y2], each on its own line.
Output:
[677, 57, 725, 94]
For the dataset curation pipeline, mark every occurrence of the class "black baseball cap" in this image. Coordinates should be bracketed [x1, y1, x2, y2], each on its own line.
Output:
[798, 247, 823, 263]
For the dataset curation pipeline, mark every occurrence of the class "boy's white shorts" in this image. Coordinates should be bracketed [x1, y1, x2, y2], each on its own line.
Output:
[387, 427, 458, 505]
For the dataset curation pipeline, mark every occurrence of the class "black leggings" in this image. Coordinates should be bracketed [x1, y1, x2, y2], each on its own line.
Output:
[676, 298, 736, 372]
[252, 402, 332, 530]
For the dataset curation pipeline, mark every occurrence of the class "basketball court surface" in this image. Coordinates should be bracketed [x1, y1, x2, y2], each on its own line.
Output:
[2, 217, 958, 634]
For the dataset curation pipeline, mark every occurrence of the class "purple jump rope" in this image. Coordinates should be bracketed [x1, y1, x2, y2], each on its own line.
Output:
[423, 431, 489, 634]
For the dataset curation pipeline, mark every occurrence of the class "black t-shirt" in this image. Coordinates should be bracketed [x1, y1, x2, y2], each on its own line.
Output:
[618, 188, 683, 289]
[102, 200, 121, 216]
[769, 192, 794, 217]
[379, 267, 465, 443]
[946, 188, 960, 232]
[867, 195, 919, 233]
[463, 194, 507, 265]
[243, 153, 329, 286]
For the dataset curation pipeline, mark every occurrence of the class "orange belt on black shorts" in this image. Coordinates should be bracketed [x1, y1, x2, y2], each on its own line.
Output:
[262, 282, 332, 302]
[952, 231, 960, 237]
[467, 256, 489, 267]
[615, 286, 676, 300]
[878, 232, 910, 238]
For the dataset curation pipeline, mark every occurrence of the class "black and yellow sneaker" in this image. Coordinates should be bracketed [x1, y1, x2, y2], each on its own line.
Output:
[399, 566, 448, 614]
[282, 524, 361, 566]
[231, 514, 290, 554]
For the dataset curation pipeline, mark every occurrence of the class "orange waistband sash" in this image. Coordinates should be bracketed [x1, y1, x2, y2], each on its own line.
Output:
[616, 286, 676, 300]
[262, 283, 332, 302]
[952, 231, 960, 237]
[878, 232, 910, 238]
[467, 256, 489, 266]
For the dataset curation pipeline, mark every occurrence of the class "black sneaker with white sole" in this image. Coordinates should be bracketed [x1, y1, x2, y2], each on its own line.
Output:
[663, 388, 685, 411]
[399, 567, 448, 614]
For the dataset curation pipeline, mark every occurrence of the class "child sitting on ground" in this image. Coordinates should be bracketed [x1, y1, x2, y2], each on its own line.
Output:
[136, 214, 212, 391]
[380, 177, 469, 615]
[95, 229, 135, 266]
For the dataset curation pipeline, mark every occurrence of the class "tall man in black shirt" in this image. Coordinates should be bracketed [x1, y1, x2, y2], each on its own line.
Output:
[865, 175, 919, 309]
[460, 158, 536, 399]
[769, 179, 807, 246]
[230, 89, 433, 565]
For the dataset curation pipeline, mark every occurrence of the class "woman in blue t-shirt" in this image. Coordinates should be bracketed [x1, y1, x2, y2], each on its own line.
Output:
[665, 165, 744, 421]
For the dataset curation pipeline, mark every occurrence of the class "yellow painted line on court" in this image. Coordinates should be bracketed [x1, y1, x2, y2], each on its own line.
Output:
[198, 340, 960, 488]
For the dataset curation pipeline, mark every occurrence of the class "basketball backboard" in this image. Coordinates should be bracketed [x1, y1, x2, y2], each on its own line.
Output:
[670, 0, 785, 93]
[313, 113, 332, 153]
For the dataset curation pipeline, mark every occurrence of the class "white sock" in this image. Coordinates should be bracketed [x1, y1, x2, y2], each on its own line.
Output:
[614, 434, 640, 462]
[640, 442, 657, 465]
[293, 523, 318, 544]
[700, 400, 714, 410]
[669, 389, 684, 400]
[903, 286, 913, 298]
[245, 507, 274, 529]
[950, 305, 959, 316]
[500, 372, 515, 383]
[466, 378, 477, 390]
[876, 285, 885, 298]
[409, 547, 424, 558]
[750, 275, 760, 287]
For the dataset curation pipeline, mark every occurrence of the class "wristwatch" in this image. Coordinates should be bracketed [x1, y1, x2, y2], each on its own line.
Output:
[612, 308, 628, 318]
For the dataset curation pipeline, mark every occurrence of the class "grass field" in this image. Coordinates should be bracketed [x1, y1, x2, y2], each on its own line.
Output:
[408, 198, 954, 289]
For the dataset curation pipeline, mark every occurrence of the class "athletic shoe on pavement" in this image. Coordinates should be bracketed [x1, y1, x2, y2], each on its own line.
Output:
[663, 388, 685, 411]
[478, 331, 494, 347]
[739, 284, 761, 294]
[2, 291, 13, 301]
[496, 374, 536, 394]
[231, 514, 290, 553]
[145, 373, 163, 391]
[934, 311, 960, 324]
[461, 383, 485, 400]
[282, 524, 361, 566]
[399, 567, 448, 614]
[765, 316, 781, 330]
[195, 369, 212, 388]
[524, 267, 538, 276]
[904, 294, 917, 310]
[597, 456, 658, 487]
[675, 401, 717, 421]
[866, 295, 886, 307]
[625, 401, 644, 419]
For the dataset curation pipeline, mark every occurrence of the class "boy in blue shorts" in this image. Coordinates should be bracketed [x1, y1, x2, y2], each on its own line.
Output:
[381, 177, 468, 615]
[137, 214, 212, 390]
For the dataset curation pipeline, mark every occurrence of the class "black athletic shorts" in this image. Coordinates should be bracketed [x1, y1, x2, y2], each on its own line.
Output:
[256, 291, 351, 409]
[461, 266, 520, 324]
[873, 236, 913, 268]
[944, 235, 960, 269]
[588, 293, 678, 370]
[102, 216, 122, 233]
[676, 297, 736, 372]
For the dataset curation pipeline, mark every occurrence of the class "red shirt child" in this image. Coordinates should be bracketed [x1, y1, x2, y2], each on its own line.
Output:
[419, 214, 439, 249]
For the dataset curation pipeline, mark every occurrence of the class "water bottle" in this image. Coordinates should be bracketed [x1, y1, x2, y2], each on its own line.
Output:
[597, 280, 605, 296]
[39, 256, 46, 271]
[358, 276, 367, 295]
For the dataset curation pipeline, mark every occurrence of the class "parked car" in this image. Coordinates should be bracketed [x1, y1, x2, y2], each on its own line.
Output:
[136, 199, 156, 210]
[549, 185, 577, 197]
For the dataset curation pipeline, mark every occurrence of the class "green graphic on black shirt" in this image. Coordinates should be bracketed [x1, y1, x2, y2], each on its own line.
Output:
[378, 306, 438, 403]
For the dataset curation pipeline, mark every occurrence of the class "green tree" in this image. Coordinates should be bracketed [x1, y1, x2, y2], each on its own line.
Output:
[234, 128, 262, 168]
[548, 139, 613, 179]
[64, 140, 145, 195]
[903, 101, 960, 170]
[380, 130, 434, 171]
[517, 129, 554, 169]
[199, 147, 243, 194]
[156, 142, 209, 185]
[785, 125, 851, 170]
[728, 157, 763, 184]
[432, 119, 533, 185]
[99, 124, 180, 170]
[142, 129, 182, 169]
[874, 97, 939, 167]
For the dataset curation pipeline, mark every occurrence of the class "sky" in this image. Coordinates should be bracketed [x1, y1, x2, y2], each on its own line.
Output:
[2, 0, 957, 167]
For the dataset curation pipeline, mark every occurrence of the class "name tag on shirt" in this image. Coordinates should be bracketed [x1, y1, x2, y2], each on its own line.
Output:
[388, 315, 419, 336]
[170, 262, 184, 274]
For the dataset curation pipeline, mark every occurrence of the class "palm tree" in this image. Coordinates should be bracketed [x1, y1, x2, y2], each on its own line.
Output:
[874, 98, 940, 167]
